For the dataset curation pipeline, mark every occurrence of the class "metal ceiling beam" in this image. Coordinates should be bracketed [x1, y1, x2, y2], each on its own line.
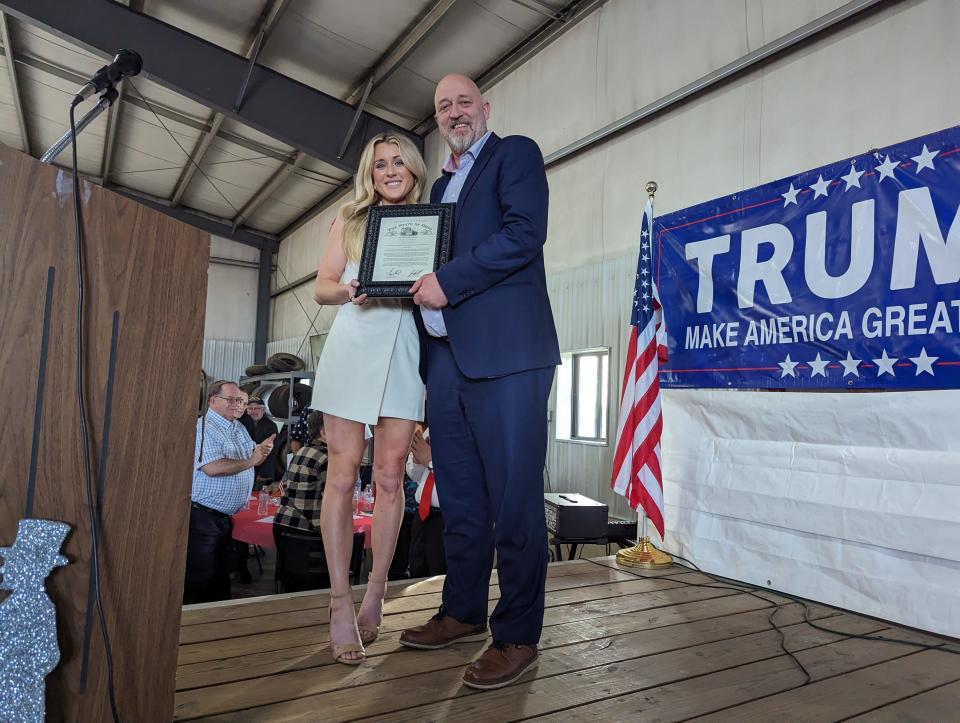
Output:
[0, 0, 420, 173]
[234, 0, 289, 112]
[0, 42, 308, 240]
[270, 269, 316, 298]
[1, 45, 296, 164]
[412, 0, 604, 134]
[100, 0, 135, 184]
[344, 0, 459, 105]
[170, 113, 223, 206]
[100, 81, 123, 182]
[508, 0, 565, 22]
[283, 1, 458, 239]
[278, 177, 352, 240]
[254, 247, 272, 362]
[0, 12, 30, 154]
[230, 150, 306, 233]
[172, 0, 289, 207]
[280, 0, 590, 240]
[110, 186, 280, 252]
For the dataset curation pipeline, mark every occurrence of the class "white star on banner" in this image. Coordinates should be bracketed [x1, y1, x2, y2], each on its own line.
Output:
[810, 174, 831, 199]
[841, 164, 864, 191]
[642, 304, 650, 312]
[781, 183, 800, 206]
[778, 354, 799, 378]
[875, 155, 900, 183]
[807, 353, 829, 377]
[872, 349, 897, 377]
[911, 144, 939, 174]
[910, 347, 938, 376]
[641, 229, 649, 238]
[839, 351, 861, 377]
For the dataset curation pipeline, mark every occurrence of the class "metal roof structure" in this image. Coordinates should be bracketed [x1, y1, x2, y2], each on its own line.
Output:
[0, 0, 601, 251]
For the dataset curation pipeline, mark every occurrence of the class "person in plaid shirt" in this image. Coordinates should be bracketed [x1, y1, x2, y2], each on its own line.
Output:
[273, 411, 327, 540]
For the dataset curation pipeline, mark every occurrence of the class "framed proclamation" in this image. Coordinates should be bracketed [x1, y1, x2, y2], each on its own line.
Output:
[356, 203, 455, 298]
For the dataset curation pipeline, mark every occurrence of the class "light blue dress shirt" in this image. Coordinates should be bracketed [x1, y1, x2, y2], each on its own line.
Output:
[422, 130, 493, 337]
[192, 409, 256, 515]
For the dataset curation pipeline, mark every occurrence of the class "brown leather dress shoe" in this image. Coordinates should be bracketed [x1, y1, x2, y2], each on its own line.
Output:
[399, 612, 488, 650]
[462, 643, 539, 690]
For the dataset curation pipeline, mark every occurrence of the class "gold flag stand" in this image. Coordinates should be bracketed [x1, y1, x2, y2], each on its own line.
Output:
[616, 504, 673, 568]
[616, 179, 673, 571]
[616, 535, 674, 569]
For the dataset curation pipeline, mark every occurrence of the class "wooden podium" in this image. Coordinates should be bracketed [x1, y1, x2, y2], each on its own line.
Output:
[0, 144, 209, 720]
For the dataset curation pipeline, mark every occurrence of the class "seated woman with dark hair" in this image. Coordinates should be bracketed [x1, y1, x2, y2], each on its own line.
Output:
[273, 411, 327, 545]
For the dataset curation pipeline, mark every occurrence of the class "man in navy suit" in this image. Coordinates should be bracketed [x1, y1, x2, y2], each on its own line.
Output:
[401, 73, 560, 690]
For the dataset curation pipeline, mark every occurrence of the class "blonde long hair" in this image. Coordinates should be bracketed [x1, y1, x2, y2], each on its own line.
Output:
[340, 133, 427, 262]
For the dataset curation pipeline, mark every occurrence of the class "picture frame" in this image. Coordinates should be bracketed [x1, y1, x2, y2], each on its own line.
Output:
[356, 203, 455, 298]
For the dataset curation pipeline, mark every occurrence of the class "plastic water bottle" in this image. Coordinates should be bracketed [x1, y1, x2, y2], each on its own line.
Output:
[361, 486, 375, 514]
[257, 489, 269, 515]
[352, 477, 362, 515]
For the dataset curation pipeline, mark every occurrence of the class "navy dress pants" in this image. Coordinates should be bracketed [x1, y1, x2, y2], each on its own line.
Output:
[183, 504, 233, 604]
[426, 337, 554, 646]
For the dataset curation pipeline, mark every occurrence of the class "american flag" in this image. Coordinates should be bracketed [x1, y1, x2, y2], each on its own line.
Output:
[610, 198, 666, 537]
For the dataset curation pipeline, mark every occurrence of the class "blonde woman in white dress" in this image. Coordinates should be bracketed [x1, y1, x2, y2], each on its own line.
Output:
[312, 132, 427, 665]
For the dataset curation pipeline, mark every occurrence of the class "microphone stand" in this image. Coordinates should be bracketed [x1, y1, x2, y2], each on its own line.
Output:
[40, 87, 119, 164]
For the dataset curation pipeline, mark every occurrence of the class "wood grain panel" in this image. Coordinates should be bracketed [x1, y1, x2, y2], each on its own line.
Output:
[0, 145, 209, 721]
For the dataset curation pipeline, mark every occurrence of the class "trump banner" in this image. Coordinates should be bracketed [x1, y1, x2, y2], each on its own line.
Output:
[656, 124, 960, 390]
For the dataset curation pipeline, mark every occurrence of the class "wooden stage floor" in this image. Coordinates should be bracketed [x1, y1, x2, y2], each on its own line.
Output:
[176, 556, 960, 721]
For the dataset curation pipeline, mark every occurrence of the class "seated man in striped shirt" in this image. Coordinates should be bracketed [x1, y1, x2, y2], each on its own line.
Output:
[185, 380, 274, 604]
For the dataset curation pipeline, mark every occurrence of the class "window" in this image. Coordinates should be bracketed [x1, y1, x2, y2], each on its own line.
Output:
[555, 348, 610, 444]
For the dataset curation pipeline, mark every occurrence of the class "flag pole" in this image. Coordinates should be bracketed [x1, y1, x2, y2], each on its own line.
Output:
[616, 180, 673, 570]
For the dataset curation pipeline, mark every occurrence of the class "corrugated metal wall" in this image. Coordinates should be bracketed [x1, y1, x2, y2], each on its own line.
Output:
[266, 336, 315, 371]
[202, 339, 254, 383]
[545, 251, 636, 521]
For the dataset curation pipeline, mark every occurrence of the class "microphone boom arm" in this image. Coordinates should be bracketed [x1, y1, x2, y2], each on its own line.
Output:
[40, 87, 119, 165]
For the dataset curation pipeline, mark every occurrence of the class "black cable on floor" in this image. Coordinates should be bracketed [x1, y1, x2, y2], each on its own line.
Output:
[593, 552, 814, 685]
[588, 553, 816, 683]
[665, 550, 959, 656]
[594, 544, 959, 692]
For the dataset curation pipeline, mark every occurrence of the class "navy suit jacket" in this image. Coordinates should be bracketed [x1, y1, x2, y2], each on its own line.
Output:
[416, 133, 560, 381]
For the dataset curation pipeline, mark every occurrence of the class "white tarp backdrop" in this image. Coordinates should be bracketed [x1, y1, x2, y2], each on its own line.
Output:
[662, 388, 960, 637]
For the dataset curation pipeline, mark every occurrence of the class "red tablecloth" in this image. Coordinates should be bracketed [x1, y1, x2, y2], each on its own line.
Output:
[231, 498, 372, 549]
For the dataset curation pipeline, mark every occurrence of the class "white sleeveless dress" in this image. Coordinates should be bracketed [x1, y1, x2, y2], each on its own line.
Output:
[311, 261, 425, 425]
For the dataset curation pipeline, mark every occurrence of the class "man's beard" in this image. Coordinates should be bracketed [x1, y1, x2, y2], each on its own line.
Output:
[443, 119, 485, 155]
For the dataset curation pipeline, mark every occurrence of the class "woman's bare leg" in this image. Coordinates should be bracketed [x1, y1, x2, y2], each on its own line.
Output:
[356, 416, 416, 638]
[320, 413, 366, 661]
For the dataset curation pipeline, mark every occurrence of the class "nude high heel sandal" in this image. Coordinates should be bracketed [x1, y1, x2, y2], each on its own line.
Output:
[328, 592, 365, 666]
[357, 575, 389, 646]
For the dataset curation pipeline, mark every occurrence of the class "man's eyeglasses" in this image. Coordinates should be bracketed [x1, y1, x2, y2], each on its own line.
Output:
[215, 395, 248, 406]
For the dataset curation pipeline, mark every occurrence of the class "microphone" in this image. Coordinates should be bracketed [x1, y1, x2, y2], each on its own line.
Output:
[72, 49, 143, 106]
